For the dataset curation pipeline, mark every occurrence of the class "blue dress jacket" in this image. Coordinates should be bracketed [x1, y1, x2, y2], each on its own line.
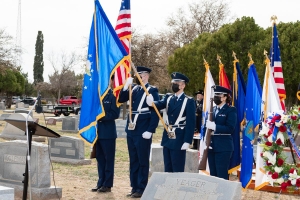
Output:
[155, 93, 196, 150]
[118, 83, 159, 135]
[97, 89, 120, 139]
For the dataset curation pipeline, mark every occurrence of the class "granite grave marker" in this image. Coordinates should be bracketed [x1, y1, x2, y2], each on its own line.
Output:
[0, 140, 62, 199]
[49, 136, 91, 165]
[142, 172, 241, 200]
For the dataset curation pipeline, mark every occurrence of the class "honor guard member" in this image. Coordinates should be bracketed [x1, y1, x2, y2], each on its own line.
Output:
[205, 85, 237, 180]
[91, 75, 120, 193]
[118, 66, 159, 198]
[146, 72, 196, 172]
[192, 89, 204, 150]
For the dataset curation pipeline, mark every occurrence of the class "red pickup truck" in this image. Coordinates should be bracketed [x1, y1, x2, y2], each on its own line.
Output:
[59, 96, 81, 105]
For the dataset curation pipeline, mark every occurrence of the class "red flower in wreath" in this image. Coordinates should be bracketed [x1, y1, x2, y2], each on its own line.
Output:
[266, 160, 272, 166]
[277, 158, 284, 166]
[289, 168, 295, 173]
[273, 150, 279, 155]
[276, 138, 283, 145]
[265, 141, 272, 146]
[298, 124, 300, 130]
[272, 172, 279, 179]
[296, 179, 300, 187]
[281, 182, 288, 190]
[279, 125, 287, 132]
[287, 180, 292, 186]
[291, 115, 297, 120]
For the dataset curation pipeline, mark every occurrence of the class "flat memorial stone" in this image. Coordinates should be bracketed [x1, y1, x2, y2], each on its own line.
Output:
[0, 186, 14, 200]
[49, 136, 91, 165]
[142, 172, 242, 200]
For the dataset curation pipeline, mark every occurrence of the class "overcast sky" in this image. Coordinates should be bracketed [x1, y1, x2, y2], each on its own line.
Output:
[0, 0, 299, 83]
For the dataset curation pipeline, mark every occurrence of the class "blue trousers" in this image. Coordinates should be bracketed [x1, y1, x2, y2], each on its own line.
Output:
[127, 134, 152, 194]
[208, 150, 232, 180]
[163, 147, 186, 172]
[96, 139, 116, 187]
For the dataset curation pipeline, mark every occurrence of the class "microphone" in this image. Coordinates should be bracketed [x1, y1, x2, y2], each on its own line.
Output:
[36, 91, 43, 114]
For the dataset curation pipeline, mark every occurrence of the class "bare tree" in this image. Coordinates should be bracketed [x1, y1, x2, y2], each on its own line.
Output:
[0, 28, 18, 71]
[48, 51, 79, 102]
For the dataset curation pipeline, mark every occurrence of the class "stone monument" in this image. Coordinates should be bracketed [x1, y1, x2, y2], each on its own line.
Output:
[0, 140, 62, 199]
[49, 136, 91, 165]
[61, 117, 78, 133]
[141, 172, 242, 200]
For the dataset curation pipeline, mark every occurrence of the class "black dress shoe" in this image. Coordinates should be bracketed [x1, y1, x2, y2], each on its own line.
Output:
[126, 191, 134, 197]
[131, 192, 142, 198]
[91, 186, 101, 192]
[98, 186, 111, 192]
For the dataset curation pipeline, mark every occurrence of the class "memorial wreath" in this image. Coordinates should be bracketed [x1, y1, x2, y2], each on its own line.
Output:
[258, 105, 300, 192]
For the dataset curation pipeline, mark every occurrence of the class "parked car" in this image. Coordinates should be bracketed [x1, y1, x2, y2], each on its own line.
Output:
[21, 97, 36, 105]
[59, 96, 81, 105]
[12, 96, 22, 104]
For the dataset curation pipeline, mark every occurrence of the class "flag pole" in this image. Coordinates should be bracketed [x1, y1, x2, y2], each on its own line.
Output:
[130, 61, 169, 133]
[232, 51, 238, 107]
[263, 50, 270, 120]
[93, 1, 99, 74]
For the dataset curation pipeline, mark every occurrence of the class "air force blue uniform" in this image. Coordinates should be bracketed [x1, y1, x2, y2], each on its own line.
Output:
[118, 83, 159, 194]
[96, 89, 120, 188]
[155, 93, 196, 172]
[207, 103, 237, 180]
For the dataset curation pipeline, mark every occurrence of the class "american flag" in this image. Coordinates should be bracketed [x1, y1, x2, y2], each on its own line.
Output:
[270, 23, 286, 110]
[113, 0, 131, 103]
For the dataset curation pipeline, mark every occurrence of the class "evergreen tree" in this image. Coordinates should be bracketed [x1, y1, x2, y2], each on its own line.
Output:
[33, 31, 44, 84]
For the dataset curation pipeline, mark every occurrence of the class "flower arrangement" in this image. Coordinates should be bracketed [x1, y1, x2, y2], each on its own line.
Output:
[258, 105, 300, 192]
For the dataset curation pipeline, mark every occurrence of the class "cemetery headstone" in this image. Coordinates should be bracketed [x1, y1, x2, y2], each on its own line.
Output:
[0, 102, 5, 110]
[116, 119, 127, 138]
[0, 140, 62, 200]
[46, 118, 56, 125]
[16, 102, 24, 108]
[61, 117, 78, 133]
[141, 172, 242, 200]
[150, 143, 198, 174]
[0, 186, 14, 200]
[49, 136, 91, 165]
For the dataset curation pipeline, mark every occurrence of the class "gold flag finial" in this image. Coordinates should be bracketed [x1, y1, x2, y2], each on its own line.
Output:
[232, 51, 237, 60]
[271, 15, 277, 25]
[263, 49, 268, 58]
[203, 55, 207, 65]
[248, 52, 253, 61]
[217, 54, 222, 64]
[248, 52, 254, 67]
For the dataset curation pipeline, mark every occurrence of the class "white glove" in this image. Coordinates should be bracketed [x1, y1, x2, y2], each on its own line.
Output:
[206, 120, 216, 131]
[142, 131, 152, 139]
[146, 94, 154, 106]
[181, 142, 190, 150]
[123, 77, 134, 91]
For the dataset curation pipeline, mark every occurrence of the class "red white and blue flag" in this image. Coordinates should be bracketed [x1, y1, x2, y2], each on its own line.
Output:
[270, 23, 286, 110]
[113, 0, 131, 105]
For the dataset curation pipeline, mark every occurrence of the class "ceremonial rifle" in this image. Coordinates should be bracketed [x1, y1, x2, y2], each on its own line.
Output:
[198, 86, 215, 170]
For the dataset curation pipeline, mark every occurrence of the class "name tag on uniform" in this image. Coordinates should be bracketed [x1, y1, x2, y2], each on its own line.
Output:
[104, 101, 111, 104]
[218, 114, 226, 117]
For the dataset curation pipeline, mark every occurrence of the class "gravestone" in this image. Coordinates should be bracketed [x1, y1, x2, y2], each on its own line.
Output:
[0, 102, 5, 110]
[142, 172, 242, 200]
[16, 102, 24, 108]
[150, 143, 198, 175]
[14, 109, 32, 117]
[46, 118, 56, 125]
[61, 117, 78, 133]
[0, 186, 14, 200]
[49, 136, 91, 165]
[0, 114, 11, 121]
[0, 113, 45, 142]
[0, 140, 62, 200]
[116, 119, 127, 138]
